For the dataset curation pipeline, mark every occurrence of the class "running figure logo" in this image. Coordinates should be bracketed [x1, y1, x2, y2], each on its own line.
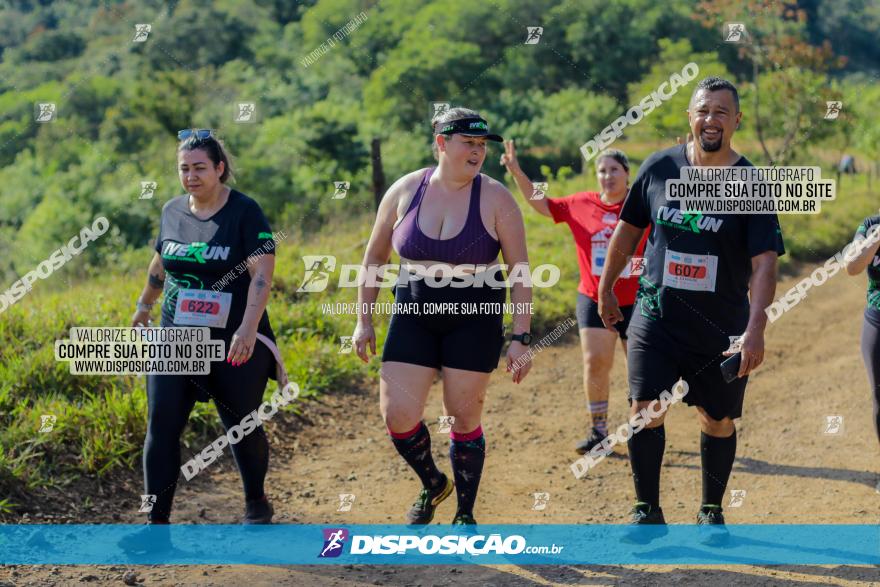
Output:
[297, 255, 337, 293]
[437, 415, 455, 433]
[337, 494, 356, 512]
[332, 182, 350, 200]
[432, 102, 450, 118]
[823, 415, 843, 435]
[726, 335, 744, 354]
[139, 494, 157, 513]
[133, 24, 151, 42]
[319, 528, 349, 558]
[35, 103, 56, 122]
[532, 492, 550, 511]
[629, 257, 646, 277]
[728, 489, 746, 508]
[338, 336, 353, 354]
[39, 414, 56, 433]
[824, 101, 842, 120]
[524, 26, 543, 44]
[139, 181, 157, 200]
[234, 103, 256, 123]
[531, 182, 548, 201]
[724, 23, 746, 43]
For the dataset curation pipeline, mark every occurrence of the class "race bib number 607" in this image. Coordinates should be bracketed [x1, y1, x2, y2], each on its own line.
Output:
[662, 250, 718, 292]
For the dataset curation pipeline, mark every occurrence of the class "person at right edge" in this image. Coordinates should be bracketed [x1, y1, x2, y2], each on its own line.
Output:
[845, 214, 880, 482]
[598, 77, 785, 544]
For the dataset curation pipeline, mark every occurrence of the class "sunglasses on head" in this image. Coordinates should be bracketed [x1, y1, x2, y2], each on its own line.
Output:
[177, 128, 214, 141]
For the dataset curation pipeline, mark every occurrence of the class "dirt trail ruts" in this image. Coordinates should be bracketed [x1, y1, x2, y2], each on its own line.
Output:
[4, 264, 880, 585]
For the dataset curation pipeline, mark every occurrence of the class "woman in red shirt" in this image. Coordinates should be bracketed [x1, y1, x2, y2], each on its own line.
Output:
[502, 141, 645, 454]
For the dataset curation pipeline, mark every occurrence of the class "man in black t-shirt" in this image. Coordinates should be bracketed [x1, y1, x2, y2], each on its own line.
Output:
[598, 77, 784, 540]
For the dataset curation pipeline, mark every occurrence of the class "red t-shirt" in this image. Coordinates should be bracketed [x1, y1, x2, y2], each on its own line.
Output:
[546, 191, 646, 305]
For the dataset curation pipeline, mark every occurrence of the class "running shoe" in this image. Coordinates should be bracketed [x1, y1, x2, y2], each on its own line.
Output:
[452, 512, 477, 525]
[243, 496, 274, 524]
[117, 521, 172, 554]
[696, 504, 730, 546]
[405, 475, 453, 524]
[575, 427, 609, 456]
[621, 502, 668, 544]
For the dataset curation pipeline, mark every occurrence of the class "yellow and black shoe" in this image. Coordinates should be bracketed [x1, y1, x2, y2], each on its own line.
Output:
[405, 475, 453, 524]
[452, 512, 477, 525]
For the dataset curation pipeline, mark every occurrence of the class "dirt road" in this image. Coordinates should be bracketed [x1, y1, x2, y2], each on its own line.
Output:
[4, 263, 880, 585]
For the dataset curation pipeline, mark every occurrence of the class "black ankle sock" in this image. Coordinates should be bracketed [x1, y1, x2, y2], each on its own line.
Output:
[701, 430, 736, 506]
[450, 431, 485, 517]
[627, 424, 665, 509]
[390, 422, 445, 490]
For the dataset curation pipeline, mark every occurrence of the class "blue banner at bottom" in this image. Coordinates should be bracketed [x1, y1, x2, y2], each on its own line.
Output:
[1, 524, 878, 565]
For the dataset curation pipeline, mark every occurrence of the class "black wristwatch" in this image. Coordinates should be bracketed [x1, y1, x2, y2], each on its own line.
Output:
[511, 332, 533, 345]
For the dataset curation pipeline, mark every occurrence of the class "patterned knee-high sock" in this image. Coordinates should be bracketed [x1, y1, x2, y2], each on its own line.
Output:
[449, 426, 486, 517]
[389, 421, 445, 490]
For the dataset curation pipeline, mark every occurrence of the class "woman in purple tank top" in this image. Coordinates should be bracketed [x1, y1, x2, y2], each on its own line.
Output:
[351, 108, 534, 525]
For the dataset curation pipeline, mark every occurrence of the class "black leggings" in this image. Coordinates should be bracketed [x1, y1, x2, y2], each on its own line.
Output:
[861, 315, 880, 444]
[143, 342, 273, 522]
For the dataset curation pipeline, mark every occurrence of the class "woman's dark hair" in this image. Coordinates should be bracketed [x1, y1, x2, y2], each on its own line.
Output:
[595, 148, 630, 174]
[430, 106, 482, 161]
[178, 134, 235, 183]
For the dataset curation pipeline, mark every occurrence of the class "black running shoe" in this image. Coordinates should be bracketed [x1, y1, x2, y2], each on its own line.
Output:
[697, 504, 730, 545]
[452, 512, 477, 525]
[575, 427, 609, 456]
[243, 496, 274, 524]
[118, 522, 172, 554]
[405, 475, 453, 525]
[621, 502, 668, 544]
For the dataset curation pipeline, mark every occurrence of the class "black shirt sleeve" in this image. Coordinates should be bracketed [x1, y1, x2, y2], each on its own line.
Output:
[154, 211, 164, 254]
[746, 213, 786, 258]
[620, 163, 652, 229]
[240, 198, 275, 256]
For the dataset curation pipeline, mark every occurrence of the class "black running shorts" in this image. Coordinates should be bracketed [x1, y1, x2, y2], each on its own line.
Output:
[381, 270, 506, 373]
[576, 292, 634, 339]
[626, 326, 747, 421]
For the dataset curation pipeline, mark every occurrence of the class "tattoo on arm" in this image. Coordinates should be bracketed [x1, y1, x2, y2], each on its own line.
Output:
[148, 273, 165, 289]
[247, 273, 269, 310]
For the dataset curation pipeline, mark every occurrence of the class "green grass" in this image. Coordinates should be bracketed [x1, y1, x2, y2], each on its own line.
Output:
[1, 144, 875, 507]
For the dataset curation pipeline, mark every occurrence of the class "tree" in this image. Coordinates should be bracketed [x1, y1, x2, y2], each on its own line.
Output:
[626, 38, 733, 144]
[694, 0, 846, 165]
[558, 0, 714, 103]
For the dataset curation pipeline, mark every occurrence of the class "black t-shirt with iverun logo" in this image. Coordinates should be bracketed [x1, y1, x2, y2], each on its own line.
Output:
[854, 216, 880, 327]
[154, 189, 276, 343]
[619, 144, 786, 355]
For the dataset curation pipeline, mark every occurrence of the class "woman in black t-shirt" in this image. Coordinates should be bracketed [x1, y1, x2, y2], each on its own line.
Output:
[130, 130, 280, 526]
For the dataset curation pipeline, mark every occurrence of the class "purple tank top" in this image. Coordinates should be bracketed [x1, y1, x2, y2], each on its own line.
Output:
[392, 168, 501, 265]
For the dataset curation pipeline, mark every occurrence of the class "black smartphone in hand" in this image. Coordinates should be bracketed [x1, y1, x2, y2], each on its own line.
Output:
[720, 353, 742, 383]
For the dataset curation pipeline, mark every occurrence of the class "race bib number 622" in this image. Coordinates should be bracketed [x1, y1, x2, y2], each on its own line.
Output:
[174, 289, 232, 328]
